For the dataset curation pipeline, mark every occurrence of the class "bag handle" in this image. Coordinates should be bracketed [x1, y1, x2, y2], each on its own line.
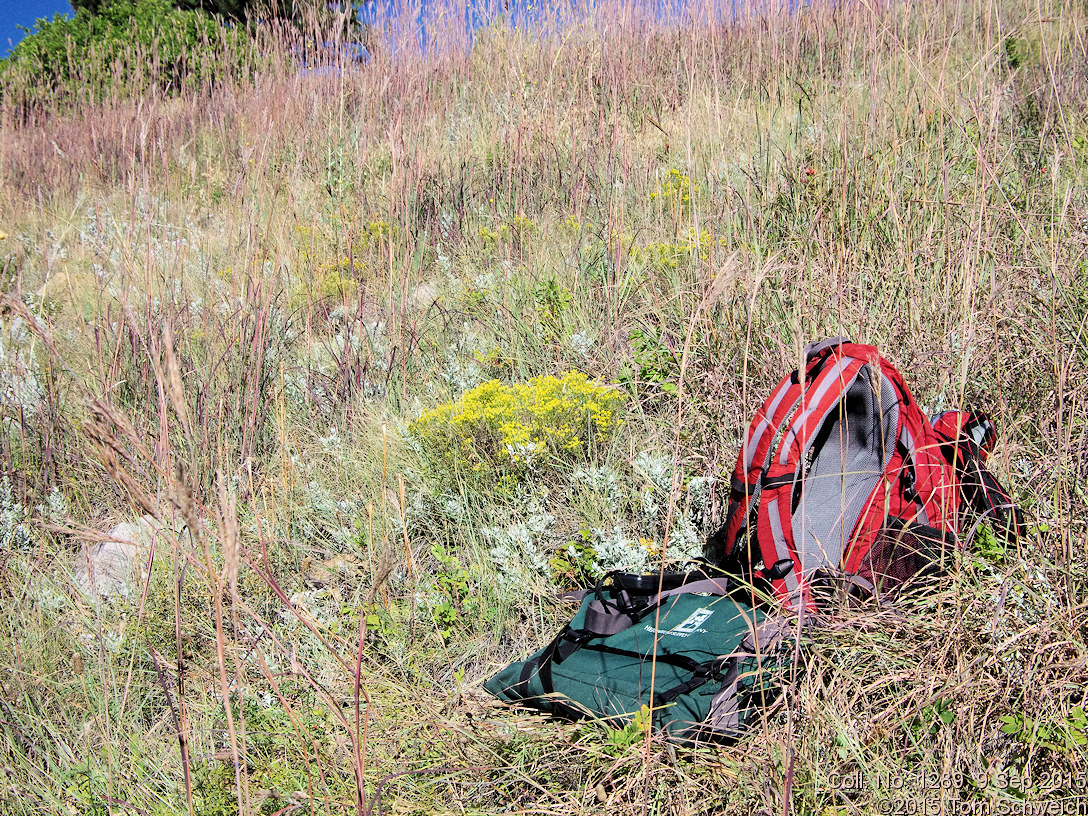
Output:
[932, 410, 1025, 541]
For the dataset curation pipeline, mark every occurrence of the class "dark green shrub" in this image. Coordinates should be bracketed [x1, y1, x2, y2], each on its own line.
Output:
[0, 0, 263, 108]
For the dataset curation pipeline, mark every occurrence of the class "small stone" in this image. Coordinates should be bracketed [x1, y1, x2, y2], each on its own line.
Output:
[410, 283, 439, 308]
[72, 515, 163, 601]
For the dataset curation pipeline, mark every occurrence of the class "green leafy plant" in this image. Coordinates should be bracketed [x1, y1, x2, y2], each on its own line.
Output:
[604, 704, 653, 755]
[999, 706, 1088, 754]
[548, 528, 599, 585]
[427, 543, 477, 641]
[362, 602, 394, 641]
[620, 327, 680, 399]
[972, 524, 1009, 567]
[904, 697, 957, 763]
[1003, 35, 1034, 70]
[1, 0, 262, 107]
[533, 276, 572, 325]
[914, 698, 956, 736]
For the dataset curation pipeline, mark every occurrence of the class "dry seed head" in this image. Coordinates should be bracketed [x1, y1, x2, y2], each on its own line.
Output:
[171, 461, 199, 537]
[384, 487, 400, 518]
[85, 409, 159, 517]
[218, 469, 240, 603]
[704, 251, 741, 309]
[162, 322, 192, 438]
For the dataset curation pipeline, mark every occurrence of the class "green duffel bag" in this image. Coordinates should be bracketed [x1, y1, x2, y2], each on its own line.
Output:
[483, 569, 793, 745]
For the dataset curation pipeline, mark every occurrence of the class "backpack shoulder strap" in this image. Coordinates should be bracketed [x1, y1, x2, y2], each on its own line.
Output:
[753, 342, 886, 607]
[712, 340, 891, 604]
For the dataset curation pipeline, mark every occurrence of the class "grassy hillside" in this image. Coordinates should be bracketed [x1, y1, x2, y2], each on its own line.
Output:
[1, 0, 1086, 813]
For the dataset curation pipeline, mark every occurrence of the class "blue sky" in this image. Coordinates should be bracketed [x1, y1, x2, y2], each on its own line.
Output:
[1, 0, 74, 56]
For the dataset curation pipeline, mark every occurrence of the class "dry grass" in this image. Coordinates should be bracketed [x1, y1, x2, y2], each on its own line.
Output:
[0, 0, 1086, 813]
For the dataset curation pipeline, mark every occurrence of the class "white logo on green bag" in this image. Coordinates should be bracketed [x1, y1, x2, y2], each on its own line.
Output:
[645, 607, 715, 637]
[672, 607, 714, 634]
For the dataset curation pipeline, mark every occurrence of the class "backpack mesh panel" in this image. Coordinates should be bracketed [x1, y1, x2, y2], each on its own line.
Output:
[854, 521, 952, 593]
[793, 366, 899, 576]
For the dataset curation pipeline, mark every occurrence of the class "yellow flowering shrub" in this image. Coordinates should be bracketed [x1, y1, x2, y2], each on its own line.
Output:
[649, 168, 695, 210]
[510, 214, 538, 237]
[317, 268, 360, 301]
[631, 229, 726, 273]
[410, 372, 625, 481]
[478, 225, 507, 250]
[288, 268, 359, 312]
[360, 217, 391, 248]
[478, 216, 537, 252]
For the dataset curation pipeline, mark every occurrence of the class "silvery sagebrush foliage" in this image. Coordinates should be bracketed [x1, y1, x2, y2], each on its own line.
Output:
[571, 465, 622, 507]
[1, 476, 64, 552]
[634, 449, 672, 492]
[0, 317, 43, 417]
[483, 494, 554, 584]
[0, 477, 31, 551]
[441, 347, 485, 394]
[630, 451, 711, 563]
[586, 525, 653, 573]
[568, 330, 594, 360]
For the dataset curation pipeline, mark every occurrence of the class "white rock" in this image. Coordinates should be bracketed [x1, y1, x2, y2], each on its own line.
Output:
[410, 283, 439, 309]
[72, 515, 163, 601]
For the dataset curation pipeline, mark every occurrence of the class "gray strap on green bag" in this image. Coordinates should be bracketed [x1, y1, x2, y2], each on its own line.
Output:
[707, 615, 792, 734]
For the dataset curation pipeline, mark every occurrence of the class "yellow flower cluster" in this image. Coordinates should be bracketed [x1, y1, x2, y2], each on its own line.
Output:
[478, 225, 507, 249]
[317, 268, 360, 301]
[649, 168, 695, 207]
[361, 218, 391, 248]
[324, 256, 367, 273]
[632, 228, 724, 272]
[510, 214, 537, 236]
[478, 215, 537, 250]
[410, 372, 625, 478]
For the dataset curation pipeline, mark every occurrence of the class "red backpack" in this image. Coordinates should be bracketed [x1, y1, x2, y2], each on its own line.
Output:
[707, 338, 1022, 611]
